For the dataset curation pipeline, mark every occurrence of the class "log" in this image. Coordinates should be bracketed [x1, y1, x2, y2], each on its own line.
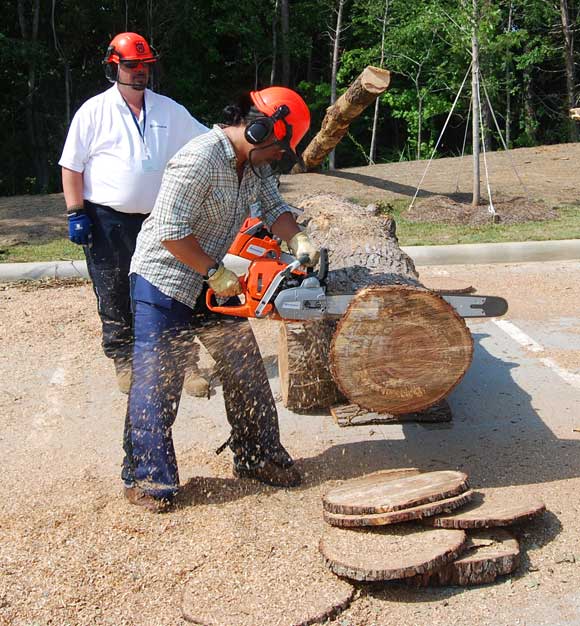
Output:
[319, 525, 467, 582]
[277, 196, 474, 414]
[406, 529, 520, 587]
[330, 400, 452, 427]
[323, 490, 474, 528]
[322, 469, 470, 516]
[423, 490, 546, 529]
[296, 66, 391, 171]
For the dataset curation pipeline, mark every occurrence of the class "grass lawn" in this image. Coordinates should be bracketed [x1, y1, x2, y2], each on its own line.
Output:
[381, 201, 580, 247]
[0, 239, 84, 263]
[1, 203, 579, 263]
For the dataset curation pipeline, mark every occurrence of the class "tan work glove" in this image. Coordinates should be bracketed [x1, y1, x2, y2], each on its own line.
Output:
[207, 263, 243, 297]
[288, 231, 320, 267]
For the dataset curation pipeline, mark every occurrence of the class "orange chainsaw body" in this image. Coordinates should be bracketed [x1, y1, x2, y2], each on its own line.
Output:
[206, 217, 304, 320]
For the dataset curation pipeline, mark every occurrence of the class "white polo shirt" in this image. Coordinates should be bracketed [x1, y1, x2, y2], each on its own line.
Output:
[59, 84, 208, 214]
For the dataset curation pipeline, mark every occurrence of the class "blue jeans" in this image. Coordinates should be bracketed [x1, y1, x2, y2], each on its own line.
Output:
[83, 201, 147, 362]
[122, 274, 287, 498]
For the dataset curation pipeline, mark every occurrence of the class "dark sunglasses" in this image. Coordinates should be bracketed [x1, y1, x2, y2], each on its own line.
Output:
[120, 59, 155, 70]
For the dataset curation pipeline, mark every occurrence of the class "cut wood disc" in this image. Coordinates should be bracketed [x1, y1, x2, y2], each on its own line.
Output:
[324, 490, 474, 528]
[320, 525, 466, 582]
[330, 285, 473, 415]
[423, 490, 546, 529]
[182, 528, 354, 626]
[406, 529, 520, 586]
[323, 469, 469, 516]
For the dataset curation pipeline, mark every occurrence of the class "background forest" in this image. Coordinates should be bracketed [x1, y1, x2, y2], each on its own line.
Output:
[1, 0, 578, 196]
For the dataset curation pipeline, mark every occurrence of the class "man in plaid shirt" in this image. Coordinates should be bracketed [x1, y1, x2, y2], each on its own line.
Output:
[124, 87, 318, 512]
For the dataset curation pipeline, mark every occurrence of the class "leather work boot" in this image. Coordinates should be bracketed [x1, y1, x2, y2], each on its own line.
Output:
[183, 370, 210, 398]
[114, 359, 132, 395]
[233, 459, 302, 488]
[123, 486, 174, 513]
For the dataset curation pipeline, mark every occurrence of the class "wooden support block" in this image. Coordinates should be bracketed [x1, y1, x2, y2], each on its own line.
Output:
[331, 400, 452, 427]
[320, 525, 467, 582]
[323, 490, 474, 528]
[323, 469, 470, 516]
[406, 529, 520, 586]
[423, 490, 546, 529]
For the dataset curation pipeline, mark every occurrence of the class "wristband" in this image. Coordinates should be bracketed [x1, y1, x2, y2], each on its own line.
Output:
[67, 204, 85, 215]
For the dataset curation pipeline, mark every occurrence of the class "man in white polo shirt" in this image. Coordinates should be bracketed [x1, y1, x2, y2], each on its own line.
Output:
[59, 32, 208, 393]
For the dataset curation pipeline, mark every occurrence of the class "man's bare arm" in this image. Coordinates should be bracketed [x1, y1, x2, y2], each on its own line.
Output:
[61, 167, 84, 210]
[162, 235, 217, 276]
[270, 211, 301, 242]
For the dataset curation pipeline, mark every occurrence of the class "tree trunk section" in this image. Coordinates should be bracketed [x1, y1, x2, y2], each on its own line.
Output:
[320, 525, 467, 582]
[406, 529, 520, 587]
[278, 319, 345, 409]
[295, 66, 391, 172]
[277, 195, 474, 414]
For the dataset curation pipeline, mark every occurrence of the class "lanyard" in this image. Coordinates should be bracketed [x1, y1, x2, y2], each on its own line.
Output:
[124, 95, 147, 144]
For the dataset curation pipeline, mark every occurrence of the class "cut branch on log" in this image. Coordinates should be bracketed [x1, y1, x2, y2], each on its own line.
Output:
[295, 66, 391, 172]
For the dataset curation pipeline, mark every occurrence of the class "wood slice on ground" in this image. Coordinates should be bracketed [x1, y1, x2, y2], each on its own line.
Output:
[323, 490, 474, 528]
[331, 399, 451, 427]
[320, 524, 466, 582]
[406, 529, 520, 586]
[423, 490, 546, 529]
[182, 528, 354, 626]
[323, 469, 469, 516]
[330, 285, 474, 415]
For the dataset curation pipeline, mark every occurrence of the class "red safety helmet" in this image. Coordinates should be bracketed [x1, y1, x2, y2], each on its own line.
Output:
[249, 87, 310, 151]
[103, 32, 159, 65]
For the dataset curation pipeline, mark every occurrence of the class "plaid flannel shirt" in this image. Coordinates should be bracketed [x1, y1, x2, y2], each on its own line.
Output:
[130, 125, 291, 309]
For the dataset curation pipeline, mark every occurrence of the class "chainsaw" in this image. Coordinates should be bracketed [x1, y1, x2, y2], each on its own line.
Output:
[207, 217, 508, 321]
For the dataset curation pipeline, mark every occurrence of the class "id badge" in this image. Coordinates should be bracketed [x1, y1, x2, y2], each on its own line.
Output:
[141, 145, 159, 172]
[142, 157, 158, 172]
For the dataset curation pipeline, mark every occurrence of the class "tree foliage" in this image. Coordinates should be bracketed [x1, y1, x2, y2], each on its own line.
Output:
[0, 0, 577, 195]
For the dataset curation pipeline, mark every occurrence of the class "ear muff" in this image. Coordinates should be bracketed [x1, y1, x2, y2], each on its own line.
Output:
[244, 117, 275, 145]
[104, 61, 118, 84]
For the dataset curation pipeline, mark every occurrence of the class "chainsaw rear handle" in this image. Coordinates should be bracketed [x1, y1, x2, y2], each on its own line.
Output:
[205, 276, 273, 318]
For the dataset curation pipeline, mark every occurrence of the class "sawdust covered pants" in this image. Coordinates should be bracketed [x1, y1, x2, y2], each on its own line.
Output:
[83, 201, 147, 363]
[122, 274, 283, 498]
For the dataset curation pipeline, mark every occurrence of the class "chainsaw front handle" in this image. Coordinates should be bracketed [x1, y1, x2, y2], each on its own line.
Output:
[205, 276, 274, 319]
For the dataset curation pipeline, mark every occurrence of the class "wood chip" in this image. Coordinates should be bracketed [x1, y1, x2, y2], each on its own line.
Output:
[406, 529, 520, 586]
[323, 469, 469, 515]
[323, 490, 474, 527]
[423, 490, 546, 529]
[320, 524, 466, 581]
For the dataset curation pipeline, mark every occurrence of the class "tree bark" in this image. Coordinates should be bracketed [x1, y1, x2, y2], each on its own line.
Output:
[277, 195, 474, 414]
[280, 0, 290, 85]
[296, 66, 391, 172]
[329, 0, 346, 170]
[559, 0, 577, 141]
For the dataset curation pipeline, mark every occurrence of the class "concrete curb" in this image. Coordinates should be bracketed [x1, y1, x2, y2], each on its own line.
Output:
[0, 239, 578, 282]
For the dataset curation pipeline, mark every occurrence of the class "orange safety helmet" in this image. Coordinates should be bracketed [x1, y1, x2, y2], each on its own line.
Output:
[103, 32, 159, 65]
[249, 87, 310, 151]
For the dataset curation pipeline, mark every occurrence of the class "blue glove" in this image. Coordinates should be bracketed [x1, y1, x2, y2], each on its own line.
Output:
[68, 209, 92, 246]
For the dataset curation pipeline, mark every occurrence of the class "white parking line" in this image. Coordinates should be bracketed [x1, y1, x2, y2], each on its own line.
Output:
[493, 319, 580, 389]
[493, 320, 544, 353]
